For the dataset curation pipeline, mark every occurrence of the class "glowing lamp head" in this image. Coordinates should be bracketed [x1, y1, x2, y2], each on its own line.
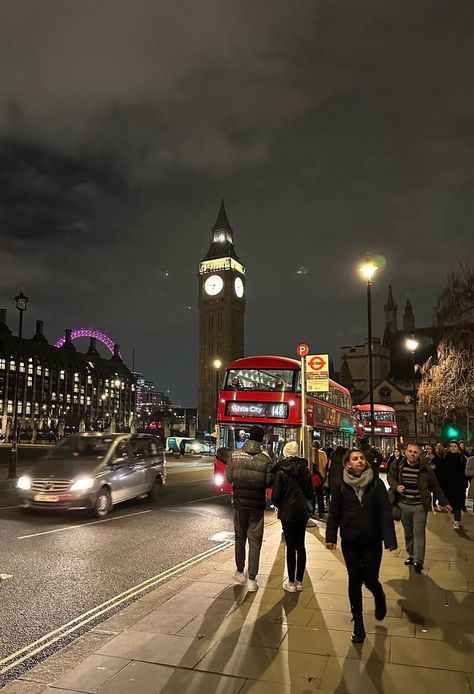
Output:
[405, 337, 419, 353]
[213, 359, 222, 370]
[359, 260, 378, 282]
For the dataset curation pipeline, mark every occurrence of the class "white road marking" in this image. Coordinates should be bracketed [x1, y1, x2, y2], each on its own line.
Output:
[188, 494, 230, 504]
[0, 540, 233, 675]
[0, 505, 19, 510]
[17, 510, 152, 540]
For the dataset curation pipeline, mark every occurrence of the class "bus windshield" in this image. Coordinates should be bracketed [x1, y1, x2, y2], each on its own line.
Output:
[225, 368, 295, 392]
[359, 410, 396, 423]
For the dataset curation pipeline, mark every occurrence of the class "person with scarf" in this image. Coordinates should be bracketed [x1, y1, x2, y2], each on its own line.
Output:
[272, 440, 314, 592]
[326, 448, 397, 643]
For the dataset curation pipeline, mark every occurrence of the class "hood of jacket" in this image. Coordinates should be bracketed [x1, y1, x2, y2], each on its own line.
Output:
[272, 456, 308, 477]
[242, 439, 264, 456]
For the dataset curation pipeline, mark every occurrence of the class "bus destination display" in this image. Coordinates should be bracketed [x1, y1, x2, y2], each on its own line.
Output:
[225, 401, 289, 419]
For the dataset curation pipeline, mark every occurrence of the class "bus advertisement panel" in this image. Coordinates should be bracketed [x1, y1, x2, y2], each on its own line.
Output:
[213, 355, 354, 494]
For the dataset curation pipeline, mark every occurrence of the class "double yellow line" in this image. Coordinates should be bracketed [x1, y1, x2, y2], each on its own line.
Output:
[0, 541, 233, 676]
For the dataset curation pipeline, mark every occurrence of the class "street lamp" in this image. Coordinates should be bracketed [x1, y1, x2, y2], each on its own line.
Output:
[9, 289, 29, 478]
[358, 258, 378, 447]
[212, 358, 222, 432]
[405, 336, 419, 442]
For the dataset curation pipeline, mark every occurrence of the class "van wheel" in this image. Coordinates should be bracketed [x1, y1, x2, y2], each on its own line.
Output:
[93, 488, 111, 518]
[148, 478, 162, 502]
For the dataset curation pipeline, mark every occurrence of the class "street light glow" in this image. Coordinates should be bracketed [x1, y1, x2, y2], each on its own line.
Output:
[213, 358, 222, 370]
[405, 337, 419, 352]
[359, 260, 378, 282]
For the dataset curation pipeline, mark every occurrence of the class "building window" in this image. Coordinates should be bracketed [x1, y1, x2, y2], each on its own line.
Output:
[19, 362, 25, 373]
[379, 386, 392, 401]
[0, 359, 5, 370]
[74, 373, 79, 382]
[87, 376, 92, 385]
[66, 394, 71, 403]
[60, 370, 65, 380]
[45, 368, 50, 377]
[7, 400, 13, 413]
[36, 366, 42, 376]
[10, 361, 16, 371]
[86, 396, 91, 405]
[27, 376, 33, 387]
[73, 395, 78, 404]
[80, 396, 84, 404]
[52, 392, 57, 401]
[28, 364, 34, 374]
[17, 402, 22, 413]
[26, 402, 31, 415]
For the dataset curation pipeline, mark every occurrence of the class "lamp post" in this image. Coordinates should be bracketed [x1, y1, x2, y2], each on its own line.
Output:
[9, 289, 29, 479]
[212, 358, 222, 432]
[405, 336, 419, 442]
[358, 258, 378, 447]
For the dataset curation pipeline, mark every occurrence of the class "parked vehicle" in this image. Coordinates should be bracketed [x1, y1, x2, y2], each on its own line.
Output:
[17, 433, 166, 518]
[166, 437, 214, 456]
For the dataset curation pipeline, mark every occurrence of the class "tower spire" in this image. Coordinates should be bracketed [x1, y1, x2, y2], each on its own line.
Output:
[383, 284, 398, 347]
[403, 298, 415, 331]
[202, 199, 240, 262]
[212, 199, 233, 234]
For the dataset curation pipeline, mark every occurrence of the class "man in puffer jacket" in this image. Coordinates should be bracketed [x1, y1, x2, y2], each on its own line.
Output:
[226, 425, 274, 592]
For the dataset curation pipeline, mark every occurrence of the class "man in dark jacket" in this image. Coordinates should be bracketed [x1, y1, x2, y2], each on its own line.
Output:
[387, 442, 451, 572]
[226, 425, 273, 591]
[359, 436, 382, 474]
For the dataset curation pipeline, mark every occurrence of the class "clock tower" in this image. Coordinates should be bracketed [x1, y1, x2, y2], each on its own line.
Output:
[198, 200, 245, 430]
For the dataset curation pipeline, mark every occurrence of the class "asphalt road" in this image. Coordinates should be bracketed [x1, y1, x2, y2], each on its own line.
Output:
[0, 461, 233, 664]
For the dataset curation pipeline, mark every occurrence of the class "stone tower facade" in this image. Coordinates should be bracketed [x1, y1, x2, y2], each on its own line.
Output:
[198, 201, 245, 430]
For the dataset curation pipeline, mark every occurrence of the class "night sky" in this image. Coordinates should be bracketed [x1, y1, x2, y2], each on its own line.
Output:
[1, 1, 473, 405]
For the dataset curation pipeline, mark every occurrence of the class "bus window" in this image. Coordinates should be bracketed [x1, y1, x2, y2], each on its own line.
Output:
[225, 368, 296, 392]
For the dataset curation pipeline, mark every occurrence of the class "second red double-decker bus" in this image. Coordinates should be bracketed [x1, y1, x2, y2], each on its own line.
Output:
[213, 355, 355, 493]
[353, 404, 399, 458]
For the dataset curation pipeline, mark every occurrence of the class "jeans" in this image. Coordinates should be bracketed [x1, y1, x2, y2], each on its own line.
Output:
[233, 508, 264, 579]
[315, 486, 325, 516]
[452, 507, 462, 522]
[281, 520, 307, 582]
[399, 502, 427, 564]
[341, 538, 384, 614]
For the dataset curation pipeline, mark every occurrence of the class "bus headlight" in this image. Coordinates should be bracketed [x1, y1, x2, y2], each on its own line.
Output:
[214, 473, 225, 486]
[17, 475, 32, 490]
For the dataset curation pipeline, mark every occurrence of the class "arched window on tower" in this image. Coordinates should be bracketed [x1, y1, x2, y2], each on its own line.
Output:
[379, 386, 392, 401]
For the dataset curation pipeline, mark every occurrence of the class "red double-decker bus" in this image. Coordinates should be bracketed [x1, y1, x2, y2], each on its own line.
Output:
[353, 404, 399, 458]
[213, 355, 354, 493]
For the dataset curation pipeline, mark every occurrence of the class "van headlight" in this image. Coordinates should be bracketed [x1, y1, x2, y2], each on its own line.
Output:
[214, 473, 225, 486]
[70, 478, 95, 492]
[17, 476, 32, 490]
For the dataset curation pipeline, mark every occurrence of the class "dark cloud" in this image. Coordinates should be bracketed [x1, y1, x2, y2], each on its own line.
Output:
[0, 0, 473, 402]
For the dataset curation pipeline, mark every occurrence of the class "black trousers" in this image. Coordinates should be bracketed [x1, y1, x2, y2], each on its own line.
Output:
[341, 537, 383, 614]
[281, 520, 307, 582]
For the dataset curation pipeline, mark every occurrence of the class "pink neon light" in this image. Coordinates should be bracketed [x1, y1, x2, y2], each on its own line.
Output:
[54, 329, 118, 355]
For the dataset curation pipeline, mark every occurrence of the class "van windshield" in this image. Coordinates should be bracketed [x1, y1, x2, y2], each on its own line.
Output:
[46, 436, 117, 459]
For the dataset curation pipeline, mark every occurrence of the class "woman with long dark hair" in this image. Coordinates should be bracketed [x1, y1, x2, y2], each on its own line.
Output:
[326, 448, 397, 643]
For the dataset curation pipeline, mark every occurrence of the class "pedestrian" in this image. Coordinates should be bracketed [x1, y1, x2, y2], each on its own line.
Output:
[359, 436, 382, 475]
[326, 448, 397, 643]
[179, 439, 186, 458]
[311, 440, 327, 517]
[327, 445, 347, 497]
[459, 440, 469, 458]
[226, 425, 274, 592]
[387, 447, 404, 475]
[387, 442, 451, 572]
[437, 440, 468, 529]
[435, 442, 446, 459]
[465, 454, 474, 509]
[271, 440, 314, 593]
[424, 443, 442, 509]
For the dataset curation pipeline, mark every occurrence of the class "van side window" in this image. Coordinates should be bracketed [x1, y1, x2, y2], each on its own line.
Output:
[150, 441, 159, 456]
[131, 439, 152, 458]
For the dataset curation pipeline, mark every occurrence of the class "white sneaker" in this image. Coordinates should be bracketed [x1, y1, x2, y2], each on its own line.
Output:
[296, 581, 304, 592]
[453, 521, 460, 529]
[283, 580, 297, 593]
[233, 570, 247, 584]
[247, 579, 258, 592]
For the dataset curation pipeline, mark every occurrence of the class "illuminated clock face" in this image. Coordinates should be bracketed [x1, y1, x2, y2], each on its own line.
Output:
[234, 277, 244, 298]
[204, 274, 224, 296]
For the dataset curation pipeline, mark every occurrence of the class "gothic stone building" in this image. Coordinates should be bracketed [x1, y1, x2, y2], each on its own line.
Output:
[0, 309, 135, 440]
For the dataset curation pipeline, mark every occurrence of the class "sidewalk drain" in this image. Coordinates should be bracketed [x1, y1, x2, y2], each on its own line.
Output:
[210, 531, 235, 543]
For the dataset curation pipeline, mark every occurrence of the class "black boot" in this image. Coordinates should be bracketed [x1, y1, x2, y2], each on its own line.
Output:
[351, 610, 366, 643]
[374, 590, 387, 621]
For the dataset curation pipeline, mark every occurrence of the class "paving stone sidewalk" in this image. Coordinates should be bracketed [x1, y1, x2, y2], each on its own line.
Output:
[3, 510, 474, 694]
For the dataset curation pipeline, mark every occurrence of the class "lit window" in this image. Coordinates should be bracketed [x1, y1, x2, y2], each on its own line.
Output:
[86, 396, 91, 405]
[52, 392, 57, 401]
[74, 373, 79, 382]
[74, 385, 79, 393]
[66, 394, 71, 403]
[19, 362, 25, 373]
[17, 402, 23, 413]
[87, 376, 92, 385]
[60, 370, 65, 380]
[36, 366, 42, 376]
[0, 359, 5, 370]
[27, 376, 33, 387]
[28, 364, 33, 374]
[10, 361, 16, 371]
[45, 368, 50, 377]
[73, 395, 78, 403]
[26, 402, 31, 414]
[80, 396, 84, 404]
[7, 401, 13, 413]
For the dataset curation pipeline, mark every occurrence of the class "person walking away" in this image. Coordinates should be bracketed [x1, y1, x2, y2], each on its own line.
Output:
[359, 436, 382, 476]
[311, 440, 327, 518]
[271, 441, 314, 592]
[226, 425, 274, 592]
[326, 448, 397, 643]
[327, 445, 347, 498]
[388, 443, 451, 572]
[465, 454, 474, 511]
[179, 439, 186, 458]
[438, 441, 468, 529]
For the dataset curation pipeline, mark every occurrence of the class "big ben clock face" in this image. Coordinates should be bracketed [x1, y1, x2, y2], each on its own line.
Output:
[204, 274, 224, 296]
[234, 277, 244, 298]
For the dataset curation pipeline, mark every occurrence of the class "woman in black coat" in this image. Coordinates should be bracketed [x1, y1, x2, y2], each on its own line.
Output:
[272, 441, 314, 593]
[326, 448, 397, 643]
[438, 441, 468, 528]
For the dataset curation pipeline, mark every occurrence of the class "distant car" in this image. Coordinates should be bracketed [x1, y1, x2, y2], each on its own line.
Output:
[166, 437, 215, 456]
[17, 433, 166, 518]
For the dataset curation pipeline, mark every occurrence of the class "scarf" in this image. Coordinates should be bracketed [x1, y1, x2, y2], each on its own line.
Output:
[343, 466, 373, 502]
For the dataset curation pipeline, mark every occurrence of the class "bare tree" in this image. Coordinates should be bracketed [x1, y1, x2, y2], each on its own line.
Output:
[435, 261, 474, 326]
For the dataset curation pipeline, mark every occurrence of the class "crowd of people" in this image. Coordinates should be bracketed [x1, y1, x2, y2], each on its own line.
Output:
[224, 426, 474, 644]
